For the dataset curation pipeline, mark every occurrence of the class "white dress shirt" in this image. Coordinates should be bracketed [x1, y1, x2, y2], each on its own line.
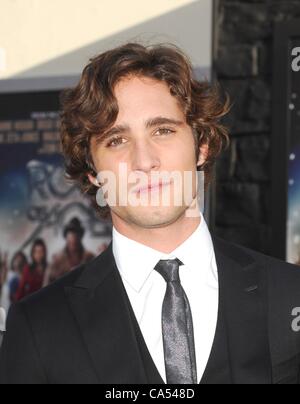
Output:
[112, 212, 219, 383]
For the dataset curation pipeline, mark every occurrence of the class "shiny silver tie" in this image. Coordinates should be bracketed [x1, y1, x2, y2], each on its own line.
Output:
[154, 258, 198, 384]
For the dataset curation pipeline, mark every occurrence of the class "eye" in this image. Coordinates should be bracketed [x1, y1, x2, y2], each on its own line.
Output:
[155, 127, 175, 136]
[106, 136, 125, 148]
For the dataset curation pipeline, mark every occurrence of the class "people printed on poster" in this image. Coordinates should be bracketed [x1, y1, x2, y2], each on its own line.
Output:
[0, 110, 112, 313]
[0, 217, 110, 311]
[43, 218, 95, 286]
[15, 239, 48, 301]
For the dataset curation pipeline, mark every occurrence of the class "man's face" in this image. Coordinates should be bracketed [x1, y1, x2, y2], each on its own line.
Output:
[12, 255, 24, 273]
[89, 75, 202, 229]
[33, 246, 45, 266]
[66, 232, 81, 252]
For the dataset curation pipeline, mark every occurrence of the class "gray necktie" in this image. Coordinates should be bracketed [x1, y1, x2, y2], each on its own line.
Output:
[154, 258, 198, 384]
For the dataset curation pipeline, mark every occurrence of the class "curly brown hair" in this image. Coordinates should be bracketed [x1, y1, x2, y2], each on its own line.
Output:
[60, 42, 230, 221]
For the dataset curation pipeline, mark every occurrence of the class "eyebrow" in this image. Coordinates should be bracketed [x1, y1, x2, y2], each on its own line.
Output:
[96, 116, 185, 144]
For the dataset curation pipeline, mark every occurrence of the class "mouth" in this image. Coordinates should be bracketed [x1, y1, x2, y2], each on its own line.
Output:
[134, 180, 172, 195]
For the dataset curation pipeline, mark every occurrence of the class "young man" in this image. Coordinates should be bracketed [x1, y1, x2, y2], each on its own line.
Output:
[0, 43, 300, 384]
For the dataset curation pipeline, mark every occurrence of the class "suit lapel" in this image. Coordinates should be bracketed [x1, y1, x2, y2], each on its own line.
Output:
[127, 298, 166, 384]
[212, 236, 273, 384]
[64, 243, 149, 384]
[64, 233, 273, 384]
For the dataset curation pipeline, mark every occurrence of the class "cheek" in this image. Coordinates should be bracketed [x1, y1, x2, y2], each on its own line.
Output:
[90, 141, 111, 172]
[92, 149, 115, 173]
[103, 155, 124, 175]
[96, 154, 126, 192]
[172, 138, 197, 169]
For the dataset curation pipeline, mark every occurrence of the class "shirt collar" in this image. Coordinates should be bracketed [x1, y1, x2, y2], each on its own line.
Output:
[112, 212, 218, 293]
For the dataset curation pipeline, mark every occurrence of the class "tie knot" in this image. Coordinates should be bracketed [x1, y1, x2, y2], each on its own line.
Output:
[154, 258, 183, 283]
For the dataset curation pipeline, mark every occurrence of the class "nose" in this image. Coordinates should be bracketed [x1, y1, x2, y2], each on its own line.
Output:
[131, 139, 160, 173]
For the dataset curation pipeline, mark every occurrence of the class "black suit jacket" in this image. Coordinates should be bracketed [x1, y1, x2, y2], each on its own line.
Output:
[0, 235, 300, 384]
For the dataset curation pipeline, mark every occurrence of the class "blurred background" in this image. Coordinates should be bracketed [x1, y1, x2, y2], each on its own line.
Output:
[0, 0, 299, 311]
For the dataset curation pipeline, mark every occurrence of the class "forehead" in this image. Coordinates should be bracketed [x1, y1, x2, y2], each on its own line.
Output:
[114, 76, 185, 120]
[34, 245, 44, 251]
[66, 232, 79, 238]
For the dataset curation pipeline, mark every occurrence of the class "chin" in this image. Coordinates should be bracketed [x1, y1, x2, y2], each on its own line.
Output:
[121, 205, 189, 229]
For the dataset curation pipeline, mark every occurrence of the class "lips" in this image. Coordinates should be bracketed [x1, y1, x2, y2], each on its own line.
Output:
[134, 180, 171, 195]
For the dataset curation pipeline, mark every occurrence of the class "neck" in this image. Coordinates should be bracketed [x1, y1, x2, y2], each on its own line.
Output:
[112, 199, 202, 254]
[67, 244, 83, 256]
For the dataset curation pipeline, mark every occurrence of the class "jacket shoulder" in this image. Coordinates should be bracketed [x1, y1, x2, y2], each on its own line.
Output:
[13, 252, 103, 317]
[213, 235, 300, 278]
[213, 236, 300, 361]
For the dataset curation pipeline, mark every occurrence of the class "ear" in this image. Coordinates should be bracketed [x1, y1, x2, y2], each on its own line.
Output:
[87, 173, 100, 188]
[197, 143, 209, 169]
